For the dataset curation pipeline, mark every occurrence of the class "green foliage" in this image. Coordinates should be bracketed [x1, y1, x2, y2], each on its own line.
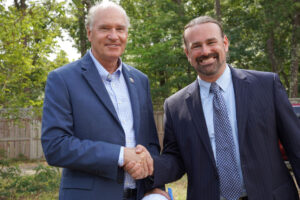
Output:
[119, 0, 300, 102]
[0, 0, 69, 116]
[0, 151, 61, 199]
[121, 0, 195, 107]
[1, 0, 297, 112]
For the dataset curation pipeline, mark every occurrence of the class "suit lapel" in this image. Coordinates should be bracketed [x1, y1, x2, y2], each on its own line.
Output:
[122, 64, 141, 138]
[185, 81, 217, 169]
[80, 53, 121, 126]
[230, 66, 249, 147]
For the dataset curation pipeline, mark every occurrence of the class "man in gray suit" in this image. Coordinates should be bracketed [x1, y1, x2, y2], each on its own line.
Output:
[151, 16, 300, 200]
[41, 1, 169, 200]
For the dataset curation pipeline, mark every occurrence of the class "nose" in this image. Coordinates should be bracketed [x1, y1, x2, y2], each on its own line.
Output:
[200, 45, 210, 56]
[107, 29, 118, 40]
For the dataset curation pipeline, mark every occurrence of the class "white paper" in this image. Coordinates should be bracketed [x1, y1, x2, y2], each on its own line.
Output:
[141, 194, 168, 200]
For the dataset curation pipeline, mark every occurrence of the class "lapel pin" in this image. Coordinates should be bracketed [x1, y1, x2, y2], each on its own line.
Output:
[129, 77, 134, 83]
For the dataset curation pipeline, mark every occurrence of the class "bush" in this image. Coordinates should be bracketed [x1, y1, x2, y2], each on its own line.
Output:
[0, 151, 60, 200]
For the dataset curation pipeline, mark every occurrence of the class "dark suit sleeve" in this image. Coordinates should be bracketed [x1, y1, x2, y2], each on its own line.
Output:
[41, 71, 121, 180]
[274, 74, 300, 185]
[152, 99, 186, 187]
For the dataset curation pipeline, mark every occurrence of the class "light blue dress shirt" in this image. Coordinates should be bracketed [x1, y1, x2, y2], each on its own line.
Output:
[89, 50, 136, 189]
[197, 65, 246, 199]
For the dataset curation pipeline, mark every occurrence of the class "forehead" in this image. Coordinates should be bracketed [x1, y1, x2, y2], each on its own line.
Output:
[184, 22, 222, 43]
[93, 7, 127, 27]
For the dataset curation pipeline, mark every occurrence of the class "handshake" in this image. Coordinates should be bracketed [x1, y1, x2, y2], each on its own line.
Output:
[123, 144, 153, 180]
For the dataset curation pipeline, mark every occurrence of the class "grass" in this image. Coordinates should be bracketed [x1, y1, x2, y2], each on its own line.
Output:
[0, 154, 188, 200]
[166, 175, 187, 200]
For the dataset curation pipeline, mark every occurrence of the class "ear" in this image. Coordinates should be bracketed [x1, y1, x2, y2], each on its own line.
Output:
[184, 47, 189, 58]
[86, 27, 92, 42]
[223, 35, 229, 52]
[184, 47, 192, 63]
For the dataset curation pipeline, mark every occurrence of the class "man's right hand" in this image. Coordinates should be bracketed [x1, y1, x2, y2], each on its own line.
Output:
[123, 145, 153, 179]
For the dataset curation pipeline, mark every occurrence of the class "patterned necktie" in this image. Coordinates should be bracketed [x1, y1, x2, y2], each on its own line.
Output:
[210, 82, 242, 200]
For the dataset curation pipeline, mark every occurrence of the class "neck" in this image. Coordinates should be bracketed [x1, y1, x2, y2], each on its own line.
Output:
[98, 59, 119, 74]
[91, 50, 120, 74]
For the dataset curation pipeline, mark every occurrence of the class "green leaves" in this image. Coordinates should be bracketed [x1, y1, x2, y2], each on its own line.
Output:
[0, 0, 69, 116]
[120, 0, 300, 103]
[1, 0, 298, 113]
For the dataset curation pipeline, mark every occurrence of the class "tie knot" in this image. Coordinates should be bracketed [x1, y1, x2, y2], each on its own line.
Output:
[210, 82, 220, 94]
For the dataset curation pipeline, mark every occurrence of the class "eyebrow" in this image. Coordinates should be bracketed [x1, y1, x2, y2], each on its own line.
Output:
[206, 37, 218, 42]
[97, 23, 126, 28]
[191, 37, 218, 45]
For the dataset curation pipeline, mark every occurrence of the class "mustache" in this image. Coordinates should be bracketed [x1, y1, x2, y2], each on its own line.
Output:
[196, 53, 218, 64]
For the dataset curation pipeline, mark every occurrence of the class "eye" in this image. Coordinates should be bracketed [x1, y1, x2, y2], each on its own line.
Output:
[116, 27, 126, 32]
[208, 41, 217, 45]
[191, 44, 201, 49]
[98, 26, 110, 31]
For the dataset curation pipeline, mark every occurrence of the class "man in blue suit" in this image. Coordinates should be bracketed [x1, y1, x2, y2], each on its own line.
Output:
[41, 1, 169, 200]
[152, 16, 300, 199]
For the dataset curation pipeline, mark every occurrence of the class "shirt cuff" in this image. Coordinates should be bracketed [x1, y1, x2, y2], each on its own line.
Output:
[118, 146, 124, 167]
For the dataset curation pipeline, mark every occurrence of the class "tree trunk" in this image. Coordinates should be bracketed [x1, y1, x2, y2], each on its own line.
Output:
[289, 0, 300, 97]
[78, 11, 87, 57]
[14, 0, 26, 10]
[215, 0, 221, 21]
[266, 31, 279, 73]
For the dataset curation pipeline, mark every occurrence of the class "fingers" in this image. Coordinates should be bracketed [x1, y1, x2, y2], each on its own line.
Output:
[124, 161, 147, 179]
[124, 160, 136, 172]
[140, 152, 149, 177]
[135, 144, 144, 154]
[123, 145, 154, 179]
[145, 152, 153, 175]
[123, 147, 141, 166]
[135, 145, 153, 176]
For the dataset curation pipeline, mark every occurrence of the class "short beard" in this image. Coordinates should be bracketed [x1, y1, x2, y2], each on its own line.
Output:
[194, 53, 225, 77]
[195, 53, 218, 66]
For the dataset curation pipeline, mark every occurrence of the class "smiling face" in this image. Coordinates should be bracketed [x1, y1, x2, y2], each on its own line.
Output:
[184, 22, 229, 82]
[87, 6, 128, 66]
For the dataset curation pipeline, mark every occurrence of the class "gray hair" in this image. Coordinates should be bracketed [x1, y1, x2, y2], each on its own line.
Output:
[86, 1, 130, 30]
[183, 16, 224, 48]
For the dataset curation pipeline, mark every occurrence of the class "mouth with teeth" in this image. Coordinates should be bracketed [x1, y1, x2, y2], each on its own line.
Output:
[196, 53, 219, 66]
[106, 44, 121, 48]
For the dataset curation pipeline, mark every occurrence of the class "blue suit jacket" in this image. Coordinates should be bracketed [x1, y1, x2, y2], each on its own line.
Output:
[153, 66, 300, 200]
[41, 53, 161, 200]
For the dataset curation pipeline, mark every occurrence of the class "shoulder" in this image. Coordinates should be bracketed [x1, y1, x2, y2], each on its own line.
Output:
[122, 63, 150, 89]
[123, 63, 148, 79]
[231, 67, 278, 84]
[165, 81, 197, 106]
[48, 53, 91, 79]
[53, 60, 81, 74]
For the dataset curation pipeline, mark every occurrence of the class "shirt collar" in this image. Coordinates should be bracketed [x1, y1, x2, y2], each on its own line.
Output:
[89, 49, 122, 81]
[197, 64, 232, 98]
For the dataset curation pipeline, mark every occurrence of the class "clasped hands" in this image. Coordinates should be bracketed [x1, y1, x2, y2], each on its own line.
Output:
[123, 145, 171, 200]
[123, 144, 153, 180]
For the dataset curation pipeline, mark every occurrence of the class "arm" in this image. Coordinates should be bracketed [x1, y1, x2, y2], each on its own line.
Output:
[274, 74, 300, 184]
[41, 71, 121, 180]
[152, 99, 186, 187]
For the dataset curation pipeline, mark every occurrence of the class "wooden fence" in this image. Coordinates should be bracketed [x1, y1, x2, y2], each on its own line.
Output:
[0, 111, 164, 160]
[1, 97, 299, 160]
[0, 118, 43, 159]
